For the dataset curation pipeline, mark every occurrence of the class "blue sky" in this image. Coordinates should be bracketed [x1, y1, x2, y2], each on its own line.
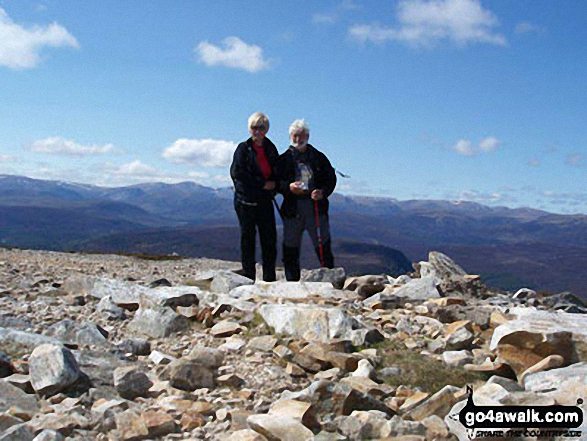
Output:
[0, 0, 586, 214]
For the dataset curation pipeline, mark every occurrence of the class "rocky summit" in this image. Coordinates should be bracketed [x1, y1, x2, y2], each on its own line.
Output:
[1, 247, 586, 440]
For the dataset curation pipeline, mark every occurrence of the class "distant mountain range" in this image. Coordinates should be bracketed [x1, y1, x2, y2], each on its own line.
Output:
[1, 174, 586, 298]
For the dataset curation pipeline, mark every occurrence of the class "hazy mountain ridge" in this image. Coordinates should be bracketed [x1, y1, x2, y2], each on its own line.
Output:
[1, 174, 586, 297]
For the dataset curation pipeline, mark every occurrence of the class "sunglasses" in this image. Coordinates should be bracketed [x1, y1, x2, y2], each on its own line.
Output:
[251, 125, 266, 132]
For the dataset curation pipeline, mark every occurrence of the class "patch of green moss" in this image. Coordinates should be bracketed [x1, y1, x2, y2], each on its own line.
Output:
[372, 339, 489, 394]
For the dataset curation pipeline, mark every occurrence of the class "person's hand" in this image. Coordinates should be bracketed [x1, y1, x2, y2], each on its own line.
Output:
[290, 181, 306, 195]
[311, 189, 324, 201]
[263, 181, 276, 191]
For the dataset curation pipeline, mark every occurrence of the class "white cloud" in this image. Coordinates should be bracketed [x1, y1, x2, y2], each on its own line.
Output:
[196, 37, 269, 73]
[29, 137, 117, 156]
[114, 160, 158, 176]
[478, 136, 499, 153]
[163, 138, 236, 168]
[452, 139, 475, 156]
[515, 21, 544, 35]
[0, 7, 79, 69]
[341, 0, 363, 11]
[349, 0, 506, 47]
[449, 137, 500, 157]
[312, 13, 338, 24]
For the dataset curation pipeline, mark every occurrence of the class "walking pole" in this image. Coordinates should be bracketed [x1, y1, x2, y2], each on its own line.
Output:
[314, 200, 325, 268]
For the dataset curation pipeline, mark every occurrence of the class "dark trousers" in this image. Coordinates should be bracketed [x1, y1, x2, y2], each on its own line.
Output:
[234, 199, 277, 282]
[282, 199, 334, 281]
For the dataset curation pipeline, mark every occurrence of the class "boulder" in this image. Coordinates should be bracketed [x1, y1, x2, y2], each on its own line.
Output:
[96, 295, 127, 320]
[231, 281, 337, 300]
[64, 276, 201, 310]
[127, 306, 189, 338]
[442, 350, 473, 367]
[113, 366, 153, 399]
[0, 350, 14, 378]
[114, 410, 149, 441]
[344, 275, 388, 298]
[247, 414, 314, 441]
[301, 267, 346, 289]
[117, 338, 151, 356]
[386, 277, 440, 301]
[29, 344, 82, 396]
[404, 385, 460, 421]
[210, 270, 255, 294]
[0, 381, 39, 417]
[0, 328, 62, 351]
[159, 349, 222, 391]
[269, 399, 319, 431]
[44, 319, 110, 348]
[524, 362, 587, 405]
[0, 424, 35, 441]
[490, 307, 587, 377]
[258, 304, 354, 343]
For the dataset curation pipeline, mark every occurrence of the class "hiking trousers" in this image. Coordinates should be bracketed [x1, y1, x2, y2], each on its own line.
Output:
[282, 199, 334, 281]
[234, 199, 277, 282]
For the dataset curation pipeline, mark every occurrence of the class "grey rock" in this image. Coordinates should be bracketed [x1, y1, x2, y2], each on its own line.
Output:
[486, 375, 524, 392]
[0, 423, 35, 441]
[434, 305, 492, 329]
[231, 281, 336, 300]
[73, 349, 129, 389]
[117, 338, 151, 356]
[113, 366, 153, 399]
[336, 414, 373, 439]
[0, 413, 23, 433]
[210, 270, 254, 293]
[0, 350, 14, 378]
[386, 415, 427, 437]
[524, 362, 587, 397]
[258, 304, 354, 342]
[388, 277, 440, 301]
[0, 380, 40, 416]
[0, 314, 32, 330]
[0, 328, 62, 351]
[247, 414, 314, 441]
[489, 307, 587, 362]
[29, 344, 82, 396]
[248, 336, 278, 352]
[345, 275, 388, 298]
[96, 296, 127, 320]
[301, 267, 346, 289]
[159, 358, 216, 391]
[445, 326, 474, 351]
[442, 350, 473, 367]
[65, 276, 202, 310]
[512, 288, 536, 300]
[127, 306, 189, 338]
[426, 251, 467, 280]
[32, 430, 65, 441]
[44, 319, 109, 348]
[379, 366, 402, 378]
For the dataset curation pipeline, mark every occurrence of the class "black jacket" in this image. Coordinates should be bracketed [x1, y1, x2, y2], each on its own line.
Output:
[277, 144, 336, 218]
[230, 137, 279, 205]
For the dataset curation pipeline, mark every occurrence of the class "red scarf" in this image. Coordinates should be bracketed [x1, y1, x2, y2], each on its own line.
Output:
[253, 143, 272, 180]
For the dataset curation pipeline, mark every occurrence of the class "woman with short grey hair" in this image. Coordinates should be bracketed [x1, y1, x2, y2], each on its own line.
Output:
[230, 111, 279, 281]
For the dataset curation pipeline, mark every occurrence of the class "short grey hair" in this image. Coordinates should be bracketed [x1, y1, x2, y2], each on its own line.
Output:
[289, 119, 310, 137]
[248, 111, 270, 131]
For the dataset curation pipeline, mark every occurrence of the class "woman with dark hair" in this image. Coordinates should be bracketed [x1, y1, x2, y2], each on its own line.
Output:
[230, 111, 279, 281]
